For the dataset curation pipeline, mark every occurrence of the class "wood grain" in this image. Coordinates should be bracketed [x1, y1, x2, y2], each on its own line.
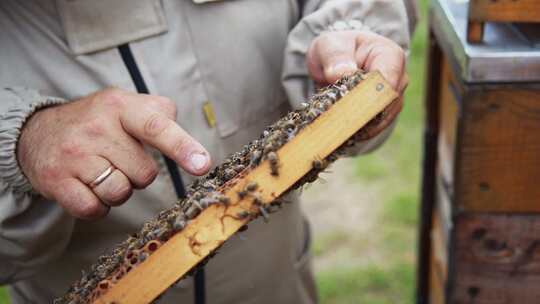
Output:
[437, 59, 459, 193]
[451, 214, 540, 303]
[467, 21, 484, 44]
[469, 0, 540, 23]
[93, 72, 397, 304]
[456, 88, 540, 212]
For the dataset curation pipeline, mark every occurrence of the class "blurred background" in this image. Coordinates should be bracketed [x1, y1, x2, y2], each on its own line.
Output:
[0, 0, 428, 303]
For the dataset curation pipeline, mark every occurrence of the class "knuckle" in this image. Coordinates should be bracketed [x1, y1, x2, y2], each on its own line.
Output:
[82, 118, 106, 138]
[172, 136, 192, 161]
[59, 140, 85, 158]
[99, 88, 127, 108]
[143, 113, 169, 138]
[156, 96, 174, 107]
[40, 161, 62, 180]
[134, 162, 159, 187]
[154, 96, 177, 118]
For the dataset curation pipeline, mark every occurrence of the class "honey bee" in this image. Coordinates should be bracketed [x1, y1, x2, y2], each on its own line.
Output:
[312, 157, 327, 170]
[258, 206, 270, 223]
[249, 150, 262, 167]
[266, 152, 279, 176]
[245, 181, 258, 192]
[237, 189, 248, 200]
[236, 210, 251, 220]
[216, 194, 231, 205]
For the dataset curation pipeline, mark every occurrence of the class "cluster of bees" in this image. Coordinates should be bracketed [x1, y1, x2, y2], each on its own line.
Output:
[55, 71, 371, 304]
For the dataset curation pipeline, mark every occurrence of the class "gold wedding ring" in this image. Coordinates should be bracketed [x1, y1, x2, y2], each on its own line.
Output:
[89, 166, 115, 188]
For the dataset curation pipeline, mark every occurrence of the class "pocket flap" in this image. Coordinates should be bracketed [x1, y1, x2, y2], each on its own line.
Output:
[56, 0, 168, 55]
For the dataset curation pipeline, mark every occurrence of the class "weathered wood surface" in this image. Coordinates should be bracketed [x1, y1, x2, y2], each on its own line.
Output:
[429, 175, 451, 304]
[469, 0, 540, 23]
[437, 59, 459, 193]
[93, 72, 397, 304]
[466, 21, 484, 44]
[429, 249, 445, 304]
[467, 0, 540, 42]
[451, 214, 540, 303]
[456, 88, 540, 212]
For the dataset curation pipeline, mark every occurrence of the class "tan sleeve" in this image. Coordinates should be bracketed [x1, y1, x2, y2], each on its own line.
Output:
[0, 187, 75, 284]
[282, 0, 415, 155]
[0, 88, 73, 284]
[0, 88, 67, 193]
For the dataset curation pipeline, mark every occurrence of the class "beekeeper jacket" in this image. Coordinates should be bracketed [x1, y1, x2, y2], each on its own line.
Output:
[0, 0, 416, 303]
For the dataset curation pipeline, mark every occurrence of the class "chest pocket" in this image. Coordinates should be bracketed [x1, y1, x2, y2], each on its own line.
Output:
[56, 0, 167, 55]
[183, 0, 298, 137]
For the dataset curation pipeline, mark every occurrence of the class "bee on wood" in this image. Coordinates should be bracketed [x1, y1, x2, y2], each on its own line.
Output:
[234, 163, 246, 173]
[337, 84, 349, 97]
[312, 157, 327, 170]
[252, 193, 263, 206]
[138, 252, 149, 263]
[305, 108, 322, 121]
[200, 197, 219, 208]
[192, 199, 204, 211]
[258, 206, 270, 223]
[267, 151, 279, 176]
[245, 181, 258, 192]
[236, 210, 251, 220]
[201, 180, 217, 191]
[326, 89, 338, 102]
[283, 119, 296, 130]
[223, 168, 237, 180]
[238, 225, 249, 232]
[263, 143, 275, 155]
[215, 194, 231, 205]
[237, 189, 248, 200]
[185, 205, 201, 219]
[172, 216, 187, 231]
[249, 150, 262, 167]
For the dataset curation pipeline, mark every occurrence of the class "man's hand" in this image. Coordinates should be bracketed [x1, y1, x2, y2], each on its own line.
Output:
[18, 88, 211, 220]
[307, 30, 409, 139]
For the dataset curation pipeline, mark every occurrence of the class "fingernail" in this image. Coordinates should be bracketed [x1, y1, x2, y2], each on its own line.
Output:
[189, 152, 208, 172]
[329, 61, 357, 76]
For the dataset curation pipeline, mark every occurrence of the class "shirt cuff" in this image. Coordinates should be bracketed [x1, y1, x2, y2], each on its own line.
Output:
[0, 88, 67, 194]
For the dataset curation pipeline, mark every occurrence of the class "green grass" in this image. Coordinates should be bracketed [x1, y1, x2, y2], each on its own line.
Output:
[317, 0, 428, 303]
[0, 287, 9, 304]
[317, 263, 415, 304]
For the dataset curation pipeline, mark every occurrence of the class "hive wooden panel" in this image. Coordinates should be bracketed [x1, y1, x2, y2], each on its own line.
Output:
[93, 72, 397, 304]
[469, 0, 540, 23]
[456, 88, 540, 212]
[437, 59, 460, 191]
[451, 214, 540, 303]
[429, 209, 448, 304]
[467, 0, 540, 42]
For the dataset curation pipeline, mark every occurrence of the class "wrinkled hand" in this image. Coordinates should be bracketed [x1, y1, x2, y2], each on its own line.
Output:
[18, 88, 211, 220]
[307, 30, 408, 139]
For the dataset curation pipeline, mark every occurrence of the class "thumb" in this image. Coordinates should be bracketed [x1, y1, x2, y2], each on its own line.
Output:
[307, 31, 358, 85]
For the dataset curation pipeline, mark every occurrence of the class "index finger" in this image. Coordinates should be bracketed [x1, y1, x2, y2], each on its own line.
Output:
[119, 104, 211, 176]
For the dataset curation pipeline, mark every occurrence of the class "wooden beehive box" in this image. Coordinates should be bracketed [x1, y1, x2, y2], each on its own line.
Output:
[421, 1, 540, 303]
[467, 0, 540, 43]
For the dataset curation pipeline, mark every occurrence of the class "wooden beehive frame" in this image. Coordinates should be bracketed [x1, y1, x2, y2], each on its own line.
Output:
[92, 71, 397, 304]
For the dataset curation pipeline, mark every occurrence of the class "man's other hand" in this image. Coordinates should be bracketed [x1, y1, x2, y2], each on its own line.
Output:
[307, 30, 409, 139]
[17, 88, 211, 220]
